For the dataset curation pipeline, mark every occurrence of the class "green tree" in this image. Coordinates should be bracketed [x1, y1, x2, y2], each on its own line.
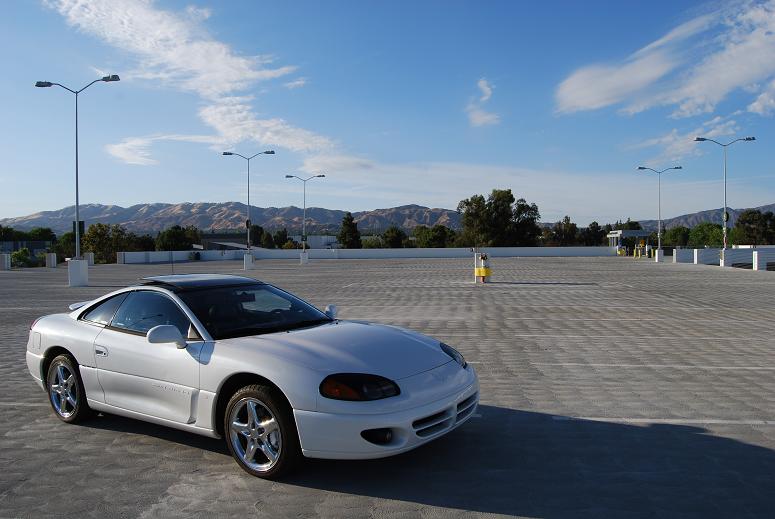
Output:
[579, 221, 606, 246]
[413, 224, 456, 248]
[273, 228, 289, 247]
[26, 227, 56, 242]
[457, 189, 541, 246]
[281, 239, 300, 250]
[11, 247, 38, 267]
[362, 236, 383, 248]
[82, 223, 130, 264]
[337, 212, 362, 249]
[552, 216, 579, 246]
[261, 231, 275, 249]
[663, 226, 690, 247]
[52, 232, 75, 261]
[128, 233, 156, 251]
[249, 225, 264, 247]
[382, 226, 407, 248]
[734, 209, 774, 245]
[156, 225, 194, 251]
[183, 225, 201, 246]
[688, 222, 723, 248]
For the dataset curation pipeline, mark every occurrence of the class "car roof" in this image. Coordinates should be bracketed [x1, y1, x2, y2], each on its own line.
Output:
[140, 274, 263, 290]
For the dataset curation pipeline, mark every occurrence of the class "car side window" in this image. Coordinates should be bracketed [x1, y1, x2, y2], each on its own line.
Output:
[81, 293, 129, 325]
[110, 291, 191, 336]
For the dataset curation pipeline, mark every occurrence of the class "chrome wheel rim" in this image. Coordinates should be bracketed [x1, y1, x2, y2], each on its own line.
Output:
[48, 362, 77, 418]
[228, 397, 282, 473]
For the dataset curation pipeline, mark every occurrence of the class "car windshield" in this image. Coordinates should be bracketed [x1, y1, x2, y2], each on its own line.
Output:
[177, 283, 331, 340]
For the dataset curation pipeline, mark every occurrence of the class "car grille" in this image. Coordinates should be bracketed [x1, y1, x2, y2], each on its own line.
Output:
[411, 392, 478, 438]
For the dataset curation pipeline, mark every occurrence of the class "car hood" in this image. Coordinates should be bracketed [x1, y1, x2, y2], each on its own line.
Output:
[219, 320, 451, 380]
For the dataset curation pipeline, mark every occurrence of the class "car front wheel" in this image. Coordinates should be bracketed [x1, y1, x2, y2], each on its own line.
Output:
[224, 385, 301, 479]
[46, 354, 91, 423]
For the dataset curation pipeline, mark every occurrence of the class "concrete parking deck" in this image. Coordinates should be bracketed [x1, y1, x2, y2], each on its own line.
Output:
[1, 257, 774, 518]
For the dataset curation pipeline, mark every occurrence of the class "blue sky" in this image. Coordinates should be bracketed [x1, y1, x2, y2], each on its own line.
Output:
[1, 0, 774, 225]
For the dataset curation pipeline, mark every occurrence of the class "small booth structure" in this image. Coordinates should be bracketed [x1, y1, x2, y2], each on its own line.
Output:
[606, 229, 653, 257]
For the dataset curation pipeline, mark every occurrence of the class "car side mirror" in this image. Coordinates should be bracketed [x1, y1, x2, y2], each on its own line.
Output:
[324, 305, 338, 319]
[147, 325, 187, 349]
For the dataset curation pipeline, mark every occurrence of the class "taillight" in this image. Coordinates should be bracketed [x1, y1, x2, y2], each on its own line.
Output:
[30, 317, 42, 330]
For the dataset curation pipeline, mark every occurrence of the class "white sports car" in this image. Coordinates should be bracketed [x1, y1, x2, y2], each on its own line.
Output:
[26, 274, 479, 478]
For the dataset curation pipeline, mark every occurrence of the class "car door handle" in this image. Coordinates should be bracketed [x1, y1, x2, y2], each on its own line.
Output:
[95, 345, 109, 357]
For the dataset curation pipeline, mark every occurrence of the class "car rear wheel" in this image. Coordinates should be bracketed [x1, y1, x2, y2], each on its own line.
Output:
[46, 354, 91, 423]
[224, 384, 301, 479]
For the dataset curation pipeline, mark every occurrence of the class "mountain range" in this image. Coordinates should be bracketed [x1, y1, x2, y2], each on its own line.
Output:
[0, 203, 461, 235]
[637, 203, 775, 232]
[1, 201, 773, 235]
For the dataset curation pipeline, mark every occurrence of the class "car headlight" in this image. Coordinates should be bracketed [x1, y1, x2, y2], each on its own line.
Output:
[440, 342, 467, 368]
[319, 373, 401, 401]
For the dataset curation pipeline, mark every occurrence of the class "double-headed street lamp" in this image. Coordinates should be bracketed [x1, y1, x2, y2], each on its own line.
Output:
[636, 165, 682, 253]
[222, 150, 275, 251]
[694, 136, 756, 250]
[35, 75, 120, 260]
[284, 174, 325, 252]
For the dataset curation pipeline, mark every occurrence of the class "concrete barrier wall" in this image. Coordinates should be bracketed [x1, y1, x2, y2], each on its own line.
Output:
[753, 249, 775, 271]
[673, 249, 694, 263]
[253, 246, 617, 260]
[721, 249, 753, 268]
[118, 246, 617, 263]
[119, 250, 246, 264]
[694, 248, 721, 265]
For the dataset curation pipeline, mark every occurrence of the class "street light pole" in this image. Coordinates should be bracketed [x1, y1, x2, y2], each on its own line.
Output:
[35, 75, 120, 259]
[285, 174, 326, 252]
[636, 165, 682, 252]
[694, 136, 756, 250]
[222, 150, 275, 251]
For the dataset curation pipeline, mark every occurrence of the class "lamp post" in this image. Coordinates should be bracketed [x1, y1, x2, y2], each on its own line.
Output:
[694, 136, 756, 250]
[222, 151, 275, 252]
[35, 75, 120, 260]
[636, 165, 682, 253]
[284, 174, 325, 252]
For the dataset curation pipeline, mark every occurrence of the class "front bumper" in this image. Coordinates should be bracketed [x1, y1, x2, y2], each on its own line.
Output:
[294, 376, 479, 460]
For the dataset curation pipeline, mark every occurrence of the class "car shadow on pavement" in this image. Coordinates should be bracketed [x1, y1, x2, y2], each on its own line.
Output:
[80, 412, 229, 455]
[285, 405, 775, 518]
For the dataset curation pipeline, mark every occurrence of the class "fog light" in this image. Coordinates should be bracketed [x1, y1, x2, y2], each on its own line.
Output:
[360, 428, 393, 445]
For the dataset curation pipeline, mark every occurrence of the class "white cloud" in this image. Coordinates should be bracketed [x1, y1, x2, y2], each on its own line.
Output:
[477, 78, 493, 102]
[556, 1, 775, 117]
[633, 115, 739, 164]
[748, 78, 775, 115]
[465, 105, 500, 127]
[466, 77, 500, 127]
[47, 0, 329, 164]
[105, 134, 223, 165]
[284, 77, 307, 89]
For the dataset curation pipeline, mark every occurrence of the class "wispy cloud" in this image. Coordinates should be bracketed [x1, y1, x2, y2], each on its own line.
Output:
[477, 78, 493, 102]
[46, 0, 331, 164]
[284, 77, 307, 89]
[749, 78, 775, 115]
[466, 77, 500, 127]
[556, 1, 775, 118]
[632, 115, 739, 164]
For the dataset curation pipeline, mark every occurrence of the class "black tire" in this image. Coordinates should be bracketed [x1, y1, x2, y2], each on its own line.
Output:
[223, 384, 302, 479]
[46, 354, 92, 424]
